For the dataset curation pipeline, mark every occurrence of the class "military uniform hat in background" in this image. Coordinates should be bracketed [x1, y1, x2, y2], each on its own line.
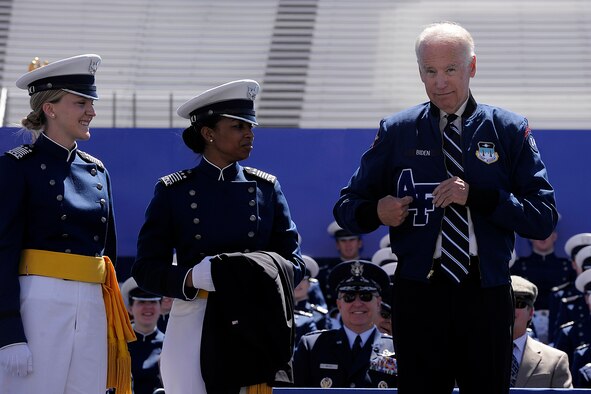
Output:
[15, 54, 101, 99]
[327, 220, 360, 240]
[371, 247, 398, 267]
[511, 275, 538, 306]
[120, 277, 162, 309]
[575, 245, 591, 271]
[379, 234, 390, 249]
[177, 79, 260, 151]
[302, 255, 320, 278]
[564, 233, 591, 260]
[329, 260, 389, 296]
[575, 269, 591, 293]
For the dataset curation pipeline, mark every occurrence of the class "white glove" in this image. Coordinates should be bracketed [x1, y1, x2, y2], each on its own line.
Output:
[191, 256, 215, 291]
[0, 343, 33, 376]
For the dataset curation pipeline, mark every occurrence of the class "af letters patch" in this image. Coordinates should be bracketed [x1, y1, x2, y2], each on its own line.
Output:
[397, 169, 438, 226]
[475, 141, 499, 164]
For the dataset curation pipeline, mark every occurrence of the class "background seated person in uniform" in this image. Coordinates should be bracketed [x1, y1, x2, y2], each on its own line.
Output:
[293, 260, 397, 389]
[316, 221, 365, 310]
[294, 255, 329, 345]
[510, 220, 575, 344]
[510, 275, 572, 388]
[554, 268, 591, 372]
[121, 277, 165, 394]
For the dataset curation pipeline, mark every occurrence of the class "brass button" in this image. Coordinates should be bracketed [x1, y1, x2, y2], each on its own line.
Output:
[248, 187, 255, 193]
[249, 215, 257, 222]
[101, 217, 107, 223]
[247, 231, 255, 238]
[193, 218, 200, 224]
[65, 249, 71, 253]
[195, 234, 202, 240]
[189, 190, 196, 196]
[56, 195, 63, 201]
[100, 198, 106, 206]
[40, 163, 47, 170]
[96, 183, 103, 190]
[93, 235, 100, 241]
[49, 179, 56, 186]
[91, 168, 97, 176]
[61, 214, 67, 221]
[191, 203, 198, 209]
[249, 200, 256, 207]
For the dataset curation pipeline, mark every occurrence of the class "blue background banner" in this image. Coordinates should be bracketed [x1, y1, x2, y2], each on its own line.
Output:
[1, 128, 588, 278]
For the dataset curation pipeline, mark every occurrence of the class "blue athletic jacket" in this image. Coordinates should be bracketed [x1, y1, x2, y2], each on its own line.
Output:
[334, 95, 557, 287]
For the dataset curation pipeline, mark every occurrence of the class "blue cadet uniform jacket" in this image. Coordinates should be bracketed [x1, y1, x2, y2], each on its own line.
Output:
[572, 343, 591, 388]
[555, 316, 591, 364]
[0, 133, 117, 348]
[293, 327, 397, 388]
[133, 158, 304, 300]
[511, 251, 575, 310]
[129, 328, 164, 394]
[334, 95, 557, 288]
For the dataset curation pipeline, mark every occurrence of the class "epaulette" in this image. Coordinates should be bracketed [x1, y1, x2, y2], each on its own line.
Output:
[309, 277, 319, 284]
[309, 304, 328, 315]
[576, 343, 591, 352]
[159, 170, 192, 187]
[5, 144, 34, 160]
[77, 150, 105, 171]
[244, 166, 276, 184]
[295, 310, 314, 318]
[560, 320, 575, 330]
[302, 329, 329, 337]
[561, 294, 583, 304]
[551, 281, 571, 292]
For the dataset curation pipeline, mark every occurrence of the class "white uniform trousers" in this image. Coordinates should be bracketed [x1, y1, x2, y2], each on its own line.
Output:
[160, 297, 208, 394]
[1, 275, 107, 394]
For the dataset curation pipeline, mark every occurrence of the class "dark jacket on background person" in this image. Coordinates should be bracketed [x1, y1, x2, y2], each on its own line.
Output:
[293, 327, 397, 388]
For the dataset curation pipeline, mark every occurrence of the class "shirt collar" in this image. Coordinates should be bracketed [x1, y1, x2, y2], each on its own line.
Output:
[343, 324, 377, 349]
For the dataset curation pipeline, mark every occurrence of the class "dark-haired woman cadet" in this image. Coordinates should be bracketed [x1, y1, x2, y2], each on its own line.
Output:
[133, 79, 305, 394]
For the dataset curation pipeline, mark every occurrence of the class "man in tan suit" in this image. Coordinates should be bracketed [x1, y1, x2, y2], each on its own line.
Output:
[512, 275, 573, 388]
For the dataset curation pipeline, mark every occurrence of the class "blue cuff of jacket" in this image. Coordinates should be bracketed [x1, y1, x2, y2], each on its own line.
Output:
[355, 201, 382, 231]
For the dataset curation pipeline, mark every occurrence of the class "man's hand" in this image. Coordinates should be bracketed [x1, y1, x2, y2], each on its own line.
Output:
[377, 195, 413, 227]
[432, 176, 469, 208]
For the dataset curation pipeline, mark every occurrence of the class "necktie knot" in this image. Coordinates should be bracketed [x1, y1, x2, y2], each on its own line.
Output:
[446, 113, 458, 124]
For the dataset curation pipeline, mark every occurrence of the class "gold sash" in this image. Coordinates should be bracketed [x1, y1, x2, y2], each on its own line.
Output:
[19, 249, 136, 394]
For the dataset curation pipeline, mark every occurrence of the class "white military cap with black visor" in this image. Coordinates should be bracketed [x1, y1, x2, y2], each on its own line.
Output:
[15, 54, 101, 100]
[327, 220, 360, 241]
[328, 259, 389, 296]
[177, 79, 260, 151]
[120, 277, 162, 310]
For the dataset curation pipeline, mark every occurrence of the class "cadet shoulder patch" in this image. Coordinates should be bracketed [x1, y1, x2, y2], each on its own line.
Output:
[159, 169, 192, 187]
[5, 144, 34, 160]
[77, 150, 105, 171]
[244, 166, 276, 184]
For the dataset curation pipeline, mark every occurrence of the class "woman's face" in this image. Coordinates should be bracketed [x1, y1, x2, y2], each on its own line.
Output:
[44, 93, 96, 148]
[202, 117, 254, 167]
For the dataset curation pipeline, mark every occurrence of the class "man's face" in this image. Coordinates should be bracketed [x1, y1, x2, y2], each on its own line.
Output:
[337, 291, 381, 333]
[336, 237, 363, 260]
[418, 39, 476, 114]
[513, 297, 534, 339]
[530, 232, 557, 254]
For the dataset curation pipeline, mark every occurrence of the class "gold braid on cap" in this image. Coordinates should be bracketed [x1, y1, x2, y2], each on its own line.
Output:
[28, 57, 49, 72]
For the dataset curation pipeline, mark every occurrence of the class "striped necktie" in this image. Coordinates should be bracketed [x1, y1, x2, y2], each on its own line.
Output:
[510, 345, 519, 387]
[440, 114, 470, 283]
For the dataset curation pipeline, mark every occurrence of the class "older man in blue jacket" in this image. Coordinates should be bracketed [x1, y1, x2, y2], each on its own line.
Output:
[334, 22, 557, 394]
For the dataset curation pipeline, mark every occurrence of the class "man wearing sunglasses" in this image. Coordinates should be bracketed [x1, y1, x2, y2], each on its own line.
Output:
[511, 275, 572, 388]
[292, 260, 397, 388]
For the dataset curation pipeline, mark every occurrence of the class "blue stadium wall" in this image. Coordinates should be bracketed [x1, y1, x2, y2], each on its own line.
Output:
[1, 127, 589, 280]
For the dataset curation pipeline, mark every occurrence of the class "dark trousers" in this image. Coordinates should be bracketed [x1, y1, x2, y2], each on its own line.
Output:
[392, 258, 514, 394]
